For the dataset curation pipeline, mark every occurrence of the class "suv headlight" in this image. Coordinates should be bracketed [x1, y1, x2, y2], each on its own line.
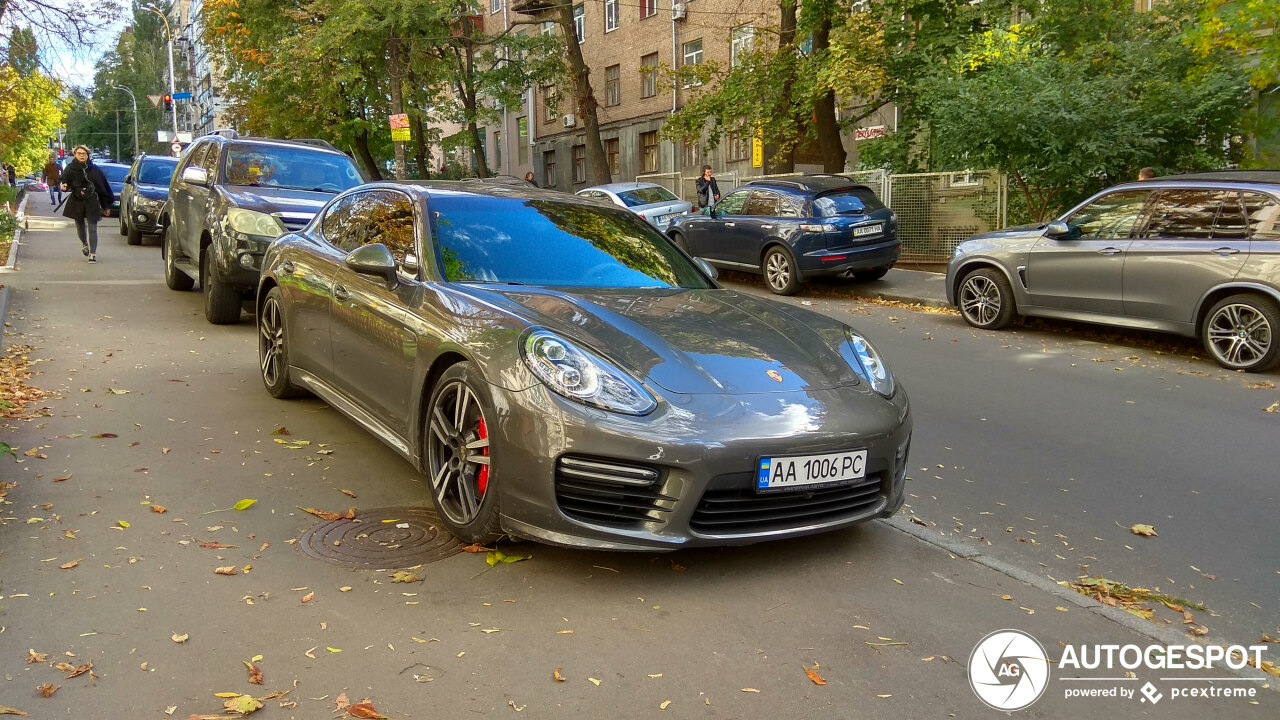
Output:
[846, 328, 895, 398]
[227, 208, 285, 238]
[133, 196, 163, 211]
[521, 329, 656, 416]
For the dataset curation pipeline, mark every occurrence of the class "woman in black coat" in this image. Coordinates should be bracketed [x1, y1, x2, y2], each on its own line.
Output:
[58, 145, 114, 263]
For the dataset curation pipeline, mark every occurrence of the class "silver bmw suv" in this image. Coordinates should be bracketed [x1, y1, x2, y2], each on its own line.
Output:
[946, 172, 1280, 372]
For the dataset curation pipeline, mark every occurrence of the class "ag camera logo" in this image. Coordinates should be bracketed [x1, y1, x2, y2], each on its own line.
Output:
[969, 629, 1051, 711]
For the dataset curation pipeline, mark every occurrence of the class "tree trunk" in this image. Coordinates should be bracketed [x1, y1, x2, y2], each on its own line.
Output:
[353, 128, 383, 181]
[769, 0, 798, 174]
[412, 114, 430, 179]
[555, 3, 610, 184]
[387, 32, 407, 181]
[812, 19, 846, 173]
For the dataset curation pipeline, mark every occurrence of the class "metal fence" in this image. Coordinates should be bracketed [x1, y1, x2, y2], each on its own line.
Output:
[639, 168, 1007, 263]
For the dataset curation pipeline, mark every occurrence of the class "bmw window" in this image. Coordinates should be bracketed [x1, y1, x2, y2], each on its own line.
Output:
[1065, 190, 1151, 240]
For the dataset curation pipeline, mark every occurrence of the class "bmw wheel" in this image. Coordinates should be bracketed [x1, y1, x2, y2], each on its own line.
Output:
[1202, 294, 1280, 373]
[958, 268, 1017, 330]
[763, 246, 801, 295]
[425, 363, 501, 543]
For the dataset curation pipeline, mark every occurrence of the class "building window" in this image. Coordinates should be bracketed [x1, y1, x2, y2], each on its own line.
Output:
[604, 0, 619, 32]
[573, 4, 585, 43]
[543, 86, 556, 123]
[606, 138, 620, 176]
[606, 65, 621, 107]
[540, 20, 555, 36]
[543, 150, 557, 187]
[640, 0, 657, 19]
[731, 26, 754, 67]
[641, 131, 659, 173]
[518, 117, 528, 165]
[490, 0, 502, 14]
[682, 39, 703, 87]
[726, 132, 748, 162]
[682, 138, 700, 167]
[493, 130, 502, 172]
[573, 144, 586, 183]
[641, 52, 658, 98]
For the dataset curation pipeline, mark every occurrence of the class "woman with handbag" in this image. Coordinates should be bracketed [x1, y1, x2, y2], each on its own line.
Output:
[58, 146, 114, 263]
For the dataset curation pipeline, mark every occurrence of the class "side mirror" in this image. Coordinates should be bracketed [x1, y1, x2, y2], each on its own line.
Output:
[345, 243, 397, 284]
[181, 166, 209, 187]
[1045, 221, 1071, 238]
[694, 257, 719, 281]
[124, 175, 134, 185]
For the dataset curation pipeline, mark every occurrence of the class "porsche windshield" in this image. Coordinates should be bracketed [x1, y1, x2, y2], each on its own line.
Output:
[431, 195, 713, 289]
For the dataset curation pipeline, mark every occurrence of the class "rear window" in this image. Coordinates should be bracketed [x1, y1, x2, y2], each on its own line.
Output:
[99, 165, 130, 184]
[617, 186, 679, 207]
[137, 159, 177, 186]
[811, 188, 885, 217]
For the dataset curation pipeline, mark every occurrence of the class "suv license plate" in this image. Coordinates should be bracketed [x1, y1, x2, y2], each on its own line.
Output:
[854, 224, 883, 237]
[757, 450, 867, 492]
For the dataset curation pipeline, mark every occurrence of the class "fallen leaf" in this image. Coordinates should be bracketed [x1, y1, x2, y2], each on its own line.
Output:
[271, 427, 290, 435]
[37, 684, 59, 698]
[301, 592, 315, 604]
[390, 571, 422, 583]
[486, 550, 529, 566]
[91, 433, 117, 438]
[0, 708, 27, 717]
[200, 541, 237, 549]
[59, 559, 80, 570]
[107, 388, 130, 395]
[64, 661, 93, 679]
[214, 566, 238, 576]
[588, 678, 601, 686]
[741, 688, 760, 693]
[223, 693, 263, 716]
[151, 505, 167, 514]
[659, 700, 671, 710]
[1190, 625, 1209, 637]
[245, 662, 263, 685]
[232, 499, 257, 511]
[327, 647, 341, 653]
[340, 489, 357, 498]
[877, 694, 893, 698]
[117, 520, 131, 529]
[345, 703, 387, 719]
[553, 668, 566, 682]
[1130, 523, 1157, 537]
[53, 663, 75, 672]
[172, 633, 189, 643]
[803, 663, 827, 686]
[52, 474, 71, 482]
[335, 692, 351, 712]
[25, 650, 47, 664]
[506, 700, 525, 713]
[298, 506, 355, 521]
[304, 647, 317, 659]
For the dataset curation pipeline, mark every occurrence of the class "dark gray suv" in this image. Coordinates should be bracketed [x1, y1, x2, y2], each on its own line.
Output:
[946, 172, 1280, 372]
[161, 132, 364, 324]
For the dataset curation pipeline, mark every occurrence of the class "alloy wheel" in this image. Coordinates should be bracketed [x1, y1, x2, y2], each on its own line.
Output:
[1206, 302, 1273, 370]
[765, 252, 791, 292]
[259, 295, 285, 387]
[961, 275, 1002, 326]
[426, 380, 491, 527]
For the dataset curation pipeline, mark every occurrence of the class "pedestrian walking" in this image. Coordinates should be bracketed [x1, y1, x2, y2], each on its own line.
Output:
[695, 165, 720, 211]
[4, 163, 16, 187]
[58, 146, 113, 264]
[43, 155, 63, 206]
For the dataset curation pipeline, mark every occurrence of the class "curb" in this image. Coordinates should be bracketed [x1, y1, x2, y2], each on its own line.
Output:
[850, 288, 951, 311]
[880, 514, 1275, 684]
[0, 193, 29, 344]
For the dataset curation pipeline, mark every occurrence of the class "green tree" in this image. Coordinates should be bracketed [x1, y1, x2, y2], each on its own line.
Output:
[0, 65, 67, 175]
[1187, 0, 1278, 90]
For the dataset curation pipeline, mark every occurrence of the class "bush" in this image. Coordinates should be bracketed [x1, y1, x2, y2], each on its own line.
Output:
[0, 209, 16, 241]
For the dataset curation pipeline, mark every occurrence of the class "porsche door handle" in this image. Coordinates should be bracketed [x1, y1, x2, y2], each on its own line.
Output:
[332, 285, 350, 302]
[1097, 247, 1123, 256]
[1210, 247, 1240, 256]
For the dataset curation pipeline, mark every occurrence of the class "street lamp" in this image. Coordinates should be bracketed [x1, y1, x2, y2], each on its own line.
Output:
[111, 85, 140, 159]
[144, 2, 179, 143]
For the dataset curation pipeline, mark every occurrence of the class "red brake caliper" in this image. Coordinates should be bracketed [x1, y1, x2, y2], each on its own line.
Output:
[476, 417, 489, 496]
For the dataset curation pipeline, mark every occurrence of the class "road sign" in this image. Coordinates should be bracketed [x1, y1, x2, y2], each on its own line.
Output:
[171, 142, 183, 156]
[171, 92, 192, 101]
[389, 113, 411, 142]
[147, 94, 163, 108]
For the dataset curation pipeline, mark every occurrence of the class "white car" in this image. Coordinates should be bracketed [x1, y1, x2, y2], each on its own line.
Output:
[577, 182, 694, 231]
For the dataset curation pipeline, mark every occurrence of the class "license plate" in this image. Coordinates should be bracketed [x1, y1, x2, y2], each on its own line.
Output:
[658, 213, 678, 224]
[757, 449, 867, 492]
[854, 224, 883, 237]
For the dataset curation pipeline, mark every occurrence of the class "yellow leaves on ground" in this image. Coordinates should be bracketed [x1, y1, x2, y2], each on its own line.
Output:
[214, 566, 238, 576]
[58, 559, 80, 570]
[222, 693, 263, 716]
[301, 592, 315, 604]
[1130, 523, 1157, 537]
[553, 668, 566, 682]
[486, 550, 529, 567]
[803, 662, 827, 686]
[172, 633, 189, 644]
[24, 650, 47, 664]
[299, 506, 355, 522]
[390, 571, 422, 583]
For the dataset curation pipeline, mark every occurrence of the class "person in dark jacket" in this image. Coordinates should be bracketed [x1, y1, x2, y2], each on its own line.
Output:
[695, 165, 720, 211]
[58, 146, 114, 263]
[43, 156, 63, 206]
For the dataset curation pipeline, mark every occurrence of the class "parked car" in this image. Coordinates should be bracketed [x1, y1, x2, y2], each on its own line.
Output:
[97, 162, 131, 217]
[161, 131, 365, 324]
[577, 182, 693, 231]
[667, 175, 899, 295]
[257, 181, 912, 549]
[947, 171, 1280, 372]
[119, 154, 179, 245]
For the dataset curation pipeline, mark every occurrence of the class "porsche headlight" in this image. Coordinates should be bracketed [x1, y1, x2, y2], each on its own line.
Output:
[521, 329, 656, 416]
[227, 208, 285, 238]
[846, 329, 895, 398]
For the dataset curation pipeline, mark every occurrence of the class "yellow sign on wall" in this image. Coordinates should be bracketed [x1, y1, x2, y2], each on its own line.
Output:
[751, 130, 763, 168]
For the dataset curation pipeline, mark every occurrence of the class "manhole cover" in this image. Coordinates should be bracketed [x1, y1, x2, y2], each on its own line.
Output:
[299, 507, 463, 569]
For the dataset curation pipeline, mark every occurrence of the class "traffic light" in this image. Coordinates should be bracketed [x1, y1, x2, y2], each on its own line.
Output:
[163, 94, 172, 111]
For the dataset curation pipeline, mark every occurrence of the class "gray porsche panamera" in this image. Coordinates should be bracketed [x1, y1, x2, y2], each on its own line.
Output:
[256, 181, 912, 550]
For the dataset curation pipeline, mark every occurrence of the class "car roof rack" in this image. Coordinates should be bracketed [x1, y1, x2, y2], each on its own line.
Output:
[1166, 171, 1280, 186]
[746, 174, 866, 192]
[209, 128, 239, 139]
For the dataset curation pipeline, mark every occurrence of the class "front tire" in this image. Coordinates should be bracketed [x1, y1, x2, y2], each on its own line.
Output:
[763, 246, 801, 295]
[163, 224, 194, 291]
[669, 231, 689, 254]
[1202, 294, 1280, 372]
[958, 267, 1017, 330]
[118, 213, 127, 236]
[258, 286, 306, 398]
[424, 362, 501, 543]
[202, 244, 242, 325]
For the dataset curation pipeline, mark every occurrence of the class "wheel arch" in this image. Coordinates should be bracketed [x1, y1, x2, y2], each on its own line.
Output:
[413, 350, 472, 470]
[1194, 284, 1280, 338]
[950, 259, 1017, 306]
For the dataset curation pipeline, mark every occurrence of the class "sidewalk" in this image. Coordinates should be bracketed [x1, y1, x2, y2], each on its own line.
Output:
[846, 266, 950, 309]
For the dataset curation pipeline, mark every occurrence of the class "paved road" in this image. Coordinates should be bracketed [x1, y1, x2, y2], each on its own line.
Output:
[722, 272, 1280, 653]
[0, 211, 1271, 718]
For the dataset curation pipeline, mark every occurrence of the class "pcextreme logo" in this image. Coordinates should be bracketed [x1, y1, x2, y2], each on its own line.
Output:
[968, 629, 1051, 711]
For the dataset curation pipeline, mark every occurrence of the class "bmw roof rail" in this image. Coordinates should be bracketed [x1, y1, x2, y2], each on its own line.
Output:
[208, 128, 239, 139]
[288, 138, 339, 152]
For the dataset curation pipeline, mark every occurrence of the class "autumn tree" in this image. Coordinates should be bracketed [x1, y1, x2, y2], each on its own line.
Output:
[0, 65, 67, 174]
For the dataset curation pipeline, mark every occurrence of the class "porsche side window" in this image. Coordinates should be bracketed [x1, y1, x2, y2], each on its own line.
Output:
[1066, 190, 1151, 240]
[368, 191, 417, 268]
[321, 194, 361, 250]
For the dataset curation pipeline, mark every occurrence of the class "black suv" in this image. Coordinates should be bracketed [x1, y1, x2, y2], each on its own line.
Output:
[666, 175, 899, 295]
[162, 132, 365, 323]
[119, 153, 178, 245]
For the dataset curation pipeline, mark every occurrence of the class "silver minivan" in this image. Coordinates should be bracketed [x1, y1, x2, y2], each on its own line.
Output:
[946, 172, 1280, 372]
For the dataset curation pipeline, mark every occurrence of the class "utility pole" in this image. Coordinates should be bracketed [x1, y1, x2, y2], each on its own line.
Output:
[116, 109, 121, 162]
[112, 85, 140, 158]
[145, 3, 179, 142]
